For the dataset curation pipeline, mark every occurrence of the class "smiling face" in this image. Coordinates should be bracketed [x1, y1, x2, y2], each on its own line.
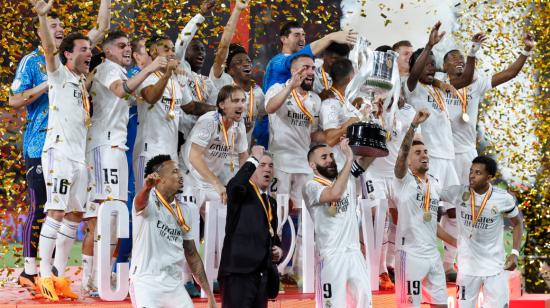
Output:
[281, 27, 306, 53]
[65, 39, 92, 75]
[105, 36, 132, 67]
[43, 17, 65, 48]
[291, 56, 315, 91]
[228, 52, 253, 82]
[250, 155, 274, 191]
[219, 89, 246, 122]
[408, 143, 429, 174]
[444, 51, 465, 77]
[151, 39, 176, 61]
[185, 40, 206, 72]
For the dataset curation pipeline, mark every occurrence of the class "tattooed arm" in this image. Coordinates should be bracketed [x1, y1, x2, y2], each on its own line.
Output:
[394, 108, 430, 179]
[183, 239, 216, 308]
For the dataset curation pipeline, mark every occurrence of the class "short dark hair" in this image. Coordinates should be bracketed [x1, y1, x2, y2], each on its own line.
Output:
[443, 49, 462, 63]
[290, 53, 314, 66]
[329, 58, 354, 84]
[226, 43, 247, 70]
[130, 38, 145, 65]
[280, 21, 302, 37]
[146, 35, 170, 56]
[412, 140, 424, 146]
[59, 32, 90, 65]
[216, 85, 244, 114]
[375, 45, 392, 52]
[409, 48, 433, 73]
[472, 155, 498, 177]
[307, 144, 328, 162]
[144, 154, 172, 178]
[90, 52, 105, 71]
[324, 42, 351, 57]
[102, 30, 128, 47]
[392, 40, 412, 52]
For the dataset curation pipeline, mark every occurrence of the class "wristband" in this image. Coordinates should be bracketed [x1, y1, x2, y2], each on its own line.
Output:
[468, 42, 481, 57]
[520, 49, 533, 57]
[410, 123, 418, 130]
[511, 249, 520, 257]
[122, 81, 132, 94]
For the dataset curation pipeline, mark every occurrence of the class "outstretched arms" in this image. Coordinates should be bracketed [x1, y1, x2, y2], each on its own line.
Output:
[87, 0, 111, 47]
[407, 21, 445, 92]
[491, 33, 535, 88]
[31, 0, 60, 73]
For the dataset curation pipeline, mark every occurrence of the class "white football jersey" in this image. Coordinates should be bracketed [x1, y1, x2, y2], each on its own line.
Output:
[302, 174, 361, 258]
[88, 59, 130, 150]
[179, 71, 217, 140]
[368, 104, 416, 177]
[208, 69, 266, 145]
[393, 170, 443, 259]
[135, 73, 192, 159]
[435, 72, 492, 154]
[404, 79, 455, 159]
[43, 65, 88, 163]
[440, 184, 519, 276]
[313, 58, 332, 94]
[182, 111, 248, 189]
[131, 188, 194, 288]
[265, 83, 321, 174]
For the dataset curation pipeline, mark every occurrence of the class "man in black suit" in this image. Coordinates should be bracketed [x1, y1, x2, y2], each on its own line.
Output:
[219, 145, 283, 308]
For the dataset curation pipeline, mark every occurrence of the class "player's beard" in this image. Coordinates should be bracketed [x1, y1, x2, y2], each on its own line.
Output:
[301, 79, 313, 91]
[316, 162, 337, 180]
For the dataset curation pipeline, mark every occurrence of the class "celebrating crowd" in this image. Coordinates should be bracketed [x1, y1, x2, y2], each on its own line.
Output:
[9, 0, 535, 307]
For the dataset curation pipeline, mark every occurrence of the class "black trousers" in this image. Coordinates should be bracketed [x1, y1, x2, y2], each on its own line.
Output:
[23, 157, 47, 259]
[220, 270, 268, 308]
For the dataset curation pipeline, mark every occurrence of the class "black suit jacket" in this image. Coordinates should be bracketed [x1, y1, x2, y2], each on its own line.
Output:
[219, 161, 281, 276]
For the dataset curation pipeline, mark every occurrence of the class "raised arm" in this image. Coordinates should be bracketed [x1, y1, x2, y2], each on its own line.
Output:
[318, 138, 354, 203]
[87, 0, 111, 47]
[491, 33, 535, 88]
[449, 32, 486, 90]
[407, 21, 445, 92]
[175, 1, 214, 62]
[211, 0, 249, 78]
[31, 0, 60, 72]
[265, 67, 305, 114]
[110, 56, 165, 99]
[140, 58, 175, 104]
[394, 108, 430, 179]
[310, 29, 357, 56]
[183, 240, 216, 308]
[134, 173, 160, 212]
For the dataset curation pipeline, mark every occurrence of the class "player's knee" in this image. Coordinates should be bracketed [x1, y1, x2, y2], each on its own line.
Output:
[48, 210, 65, 221]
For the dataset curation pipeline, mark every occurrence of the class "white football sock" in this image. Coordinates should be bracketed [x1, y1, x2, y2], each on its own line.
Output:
[52, 219, 79, 277]
[38, 217, 61, 277]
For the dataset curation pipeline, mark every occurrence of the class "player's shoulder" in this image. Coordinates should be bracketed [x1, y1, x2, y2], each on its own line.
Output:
[16, 51, 42, 72]
[491, 186, 513, 200]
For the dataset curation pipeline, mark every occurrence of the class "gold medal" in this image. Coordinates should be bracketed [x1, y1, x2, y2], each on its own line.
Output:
[462, 112, 470, 122]
[423, 211, 431, 222]
[462, 190, 470, 202]
[167, 110, 176, 120]
[328, 205, 337, 217]
[386, 130, 392, 141]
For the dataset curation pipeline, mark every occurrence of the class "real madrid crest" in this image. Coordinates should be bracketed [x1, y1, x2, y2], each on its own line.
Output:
[491, 205, 498, 215]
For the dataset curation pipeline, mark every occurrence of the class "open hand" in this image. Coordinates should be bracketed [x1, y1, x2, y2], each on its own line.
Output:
[428, 21, 446, 47]
[235, 0, 249, 10]
[200, 0, 216, 15]
[523, 32, 535, 51]
[30, 0, 54, 16]
[339, 137, 353, 160]
[250, 145, 264, 161]
[471, 32, 487, 44]
[289, 66, 307, 89]
[330, 28, 358, 46]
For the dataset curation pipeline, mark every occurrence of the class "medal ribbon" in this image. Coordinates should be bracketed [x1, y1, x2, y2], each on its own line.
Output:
[454, 87, 468, 114]
[421, 84, 448, 116]
[248, 180, 274, 236]
[219, 117, 236, 172]
[155, 71, 176, 118]
[329, 87, 345, 106]
[154, 189, 191, 232]
[194, 76, 205, 102]
[320, 66, 330, 90]
[313, 176, 337, 209]
[469, 186, 492, 228]
[247, 86, 255, 122]
[291, 90, 314, 124]
[413, 174, 431, 218]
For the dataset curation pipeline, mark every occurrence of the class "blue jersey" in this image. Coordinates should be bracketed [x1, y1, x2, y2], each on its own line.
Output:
[126, 66, 140, 195]
[11, 48, 49, 159]
[262, 44, 313, 93]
